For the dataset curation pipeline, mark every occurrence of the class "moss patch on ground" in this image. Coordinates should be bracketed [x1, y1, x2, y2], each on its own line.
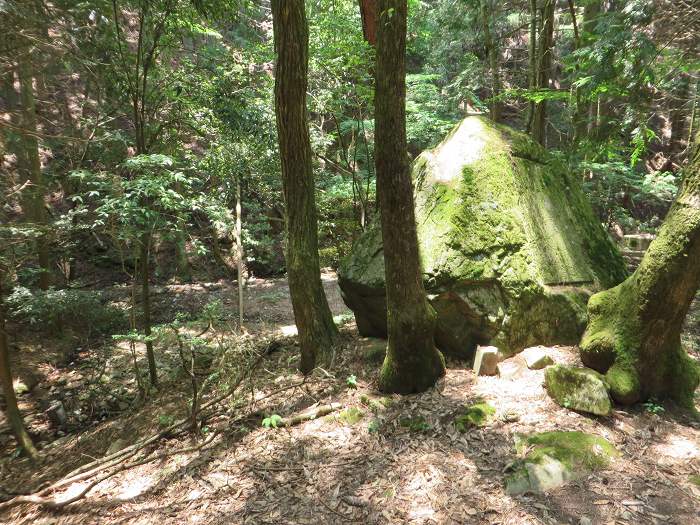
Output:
[337, 407, 364, 426]
[455, 402, 496, 431]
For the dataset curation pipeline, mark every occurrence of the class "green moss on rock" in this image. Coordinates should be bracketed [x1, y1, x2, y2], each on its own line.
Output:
[544, 365, 612, 416]
[339, 116, 627, 360]
[506, 431, 618, 494]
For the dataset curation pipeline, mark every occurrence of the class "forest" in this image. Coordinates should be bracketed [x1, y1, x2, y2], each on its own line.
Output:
[0, 0, 699, 523]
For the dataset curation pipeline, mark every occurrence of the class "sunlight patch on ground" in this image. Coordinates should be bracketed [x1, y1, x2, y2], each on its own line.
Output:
[278, 324, 298, 337]
[430, 117, 486, 183]
[652, 435, 699, 460]
[118, 473, 155, 500]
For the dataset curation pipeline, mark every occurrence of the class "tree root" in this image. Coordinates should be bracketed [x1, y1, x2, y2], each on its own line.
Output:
[278, 402, 342, 427]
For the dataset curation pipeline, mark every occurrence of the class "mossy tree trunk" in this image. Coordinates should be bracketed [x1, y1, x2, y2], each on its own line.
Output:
[17, 47, 50, 290]
[531, 0, 555, 146]
[375, 0, 445, 394]
[580, 134, 700, 409]
[0, 273, 39, 459]
[272, 0, 339, 375]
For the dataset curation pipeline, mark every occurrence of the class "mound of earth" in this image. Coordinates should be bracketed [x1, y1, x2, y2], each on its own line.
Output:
[339, 116, 627, 359]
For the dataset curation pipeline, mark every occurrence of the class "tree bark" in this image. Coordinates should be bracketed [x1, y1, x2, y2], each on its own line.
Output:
[271, 0, 339, 375]
[0, 273, 39, 459]
[17, 49, 50, 290]
[236, 176, 245, 330]
[670, 72, 691, 156]
[531, 0, 555, 146]
[140, 233, 158, 387]
[580, 132, 700, 409]
[526, 0, 537, 132]
[375, 0, 445, 394]
[359, 0, 378, 47]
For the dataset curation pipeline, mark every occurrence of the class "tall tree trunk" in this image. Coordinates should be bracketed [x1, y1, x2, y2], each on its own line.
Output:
[236, 176, 245, 330]
[0, 274, 39, 459]
[140, 233, 158, 387]
[580, 133, 700, 409]
[17, 50, 50, 290]
[526, 0, 537, 132]
[359, 0, 378, 47]
[531, 0, 555, 145]
[480, 0, 502, 122]
[670, 72, 691, 156]
[271, 0, 339, 375]
[375, 0, 445, 394]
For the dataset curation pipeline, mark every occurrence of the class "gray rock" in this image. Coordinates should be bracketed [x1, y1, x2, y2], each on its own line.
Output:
[498, 355, 528, 380]
[545, 365, 612, 416]
[521, 346, 555, 370]
[474, 346, 499, 376]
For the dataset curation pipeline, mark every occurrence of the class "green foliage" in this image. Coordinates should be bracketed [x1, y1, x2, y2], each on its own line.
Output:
[158, 414, 176, 427]
[338, 407, 364, 425]
[406, 74, 461, 152]
[6, 287, 126, 338]
[399, 415, 431, 432]
[642, 399, 665, 415]
[262, 414, 283, 429]
[346, 374, 358, 389]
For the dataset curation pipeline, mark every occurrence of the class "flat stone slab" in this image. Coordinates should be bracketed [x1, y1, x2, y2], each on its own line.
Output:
[474, 345, 499, 376]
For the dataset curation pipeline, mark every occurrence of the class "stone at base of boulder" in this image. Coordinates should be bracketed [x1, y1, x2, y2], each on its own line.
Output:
[544, 365, 612, 416]
[474, 346, 499, 376]
[505, 431, 618, 494]
[497, 355, 528, 380]
[522, 346, 555, 370]
[506, 454, 572, 495]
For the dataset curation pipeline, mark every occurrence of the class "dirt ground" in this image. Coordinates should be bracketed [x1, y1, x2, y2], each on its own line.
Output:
[1, 272, 699, 525]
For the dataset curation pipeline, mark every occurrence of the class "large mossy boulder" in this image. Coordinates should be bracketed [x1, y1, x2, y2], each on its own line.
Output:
[339, 116, 627, 359]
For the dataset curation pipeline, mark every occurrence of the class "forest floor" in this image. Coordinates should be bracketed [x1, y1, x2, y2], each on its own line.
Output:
[1, 272, 699, 525]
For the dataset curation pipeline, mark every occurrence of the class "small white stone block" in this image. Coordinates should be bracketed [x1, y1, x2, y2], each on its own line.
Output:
[473, 345, 499, 376]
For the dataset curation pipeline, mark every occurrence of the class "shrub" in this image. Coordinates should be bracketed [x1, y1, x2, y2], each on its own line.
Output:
[6, 287, 126, 339]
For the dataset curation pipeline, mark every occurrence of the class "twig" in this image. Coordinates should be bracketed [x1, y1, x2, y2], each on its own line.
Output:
[0, 350, 268, 510]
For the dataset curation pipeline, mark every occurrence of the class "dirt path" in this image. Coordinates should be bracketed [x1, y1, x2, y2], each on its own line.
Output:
[1, 274, 699, 524]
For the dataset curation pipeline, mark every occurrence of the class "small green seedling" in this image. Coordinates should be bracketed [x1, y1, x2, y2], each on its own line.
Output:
[643, 399, 665, 415]
[158, 414, 175, 427]
[262, 414, 283, 429]
[346, 374, 358, 389]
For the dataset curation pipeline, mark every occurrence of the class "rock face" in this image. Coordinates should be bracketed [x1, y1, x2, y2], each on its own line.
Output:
[339, 116, 627, 359]
[544, 365, 612, 416]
